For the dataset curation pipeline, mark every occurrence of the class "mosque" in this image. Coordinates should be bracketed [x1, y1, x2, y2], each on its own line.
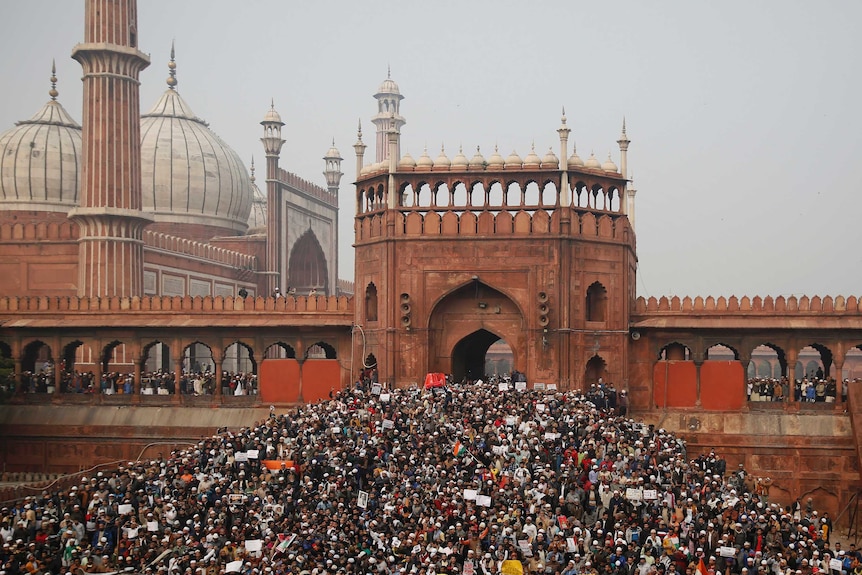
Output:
[1, 0, 862, 519]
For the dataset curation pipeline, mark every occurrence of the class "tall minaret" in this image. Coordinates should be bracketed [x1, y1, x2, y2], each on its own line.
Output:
[617, 118, 631, 217]
[353, 120, 367, 214]
[557, 107, 571, 207]
[324, 141, 343, 296]
[371, 67, 405, 163]
[617, 118, 630, 179]
[261, 102, 286, 296]
[69, 0, 151, 297]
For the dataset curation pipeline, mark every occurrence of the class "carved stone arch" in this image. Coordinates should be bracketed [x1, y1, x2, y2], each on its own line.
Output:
[305, 341, 337, 360]
[222, 340, 257, 374]
[365, 282, 379, 322]
[182, 340, 215, 374]
[428, 282, 526, 381]
[433, 181, 449, 207]
[21, 339, 53, 373]
[263, 342, 297, 360]
[541, 179, 558, 206]
[658, 341, 694, 361]
[399, 182, 415, 207]
[747, 343, 786, 379]
[288, 229, 329, 295]
[469, 181, 486, 207]
[523, 179, 541, 206]
[142, 340, 172, 373]
[705, 342, 741, 360]
[586, 281, 608, 323]
[451, 180, 469, 207]
[572, 181, 588, 208]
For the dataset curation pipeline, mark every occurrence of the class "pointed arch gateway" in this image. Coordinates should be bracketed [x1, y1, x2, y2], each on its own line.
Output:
[288, 229, 328, 295]
[427, 281, 526, 383]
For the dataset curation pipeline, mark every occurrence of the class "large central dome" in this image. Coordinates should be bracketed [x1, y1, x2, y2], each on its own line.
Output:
[140, 87, 252, 239]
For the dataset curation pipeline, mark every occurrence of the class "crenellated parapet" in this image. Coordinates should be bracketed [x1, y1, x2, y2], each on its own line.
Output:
[277, 168, 338, 208]
[143, 230, 257, 270]
[0, 294, 353, 315]
[0, 220, 79, 241]
[635, 294, 862, 314]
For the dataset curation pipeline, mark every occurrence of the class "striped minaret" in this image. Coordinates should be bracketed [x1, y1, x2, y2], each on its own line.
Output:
[69, 0, 152, 297]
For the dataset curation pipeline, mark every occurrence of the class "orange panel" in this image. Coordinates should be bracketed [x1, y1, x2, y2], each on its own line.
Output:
[259, 359, 300, 403]
[701, 361, 745, 410]
[653, 361, 697, 408]
[301, 360, 340, 403]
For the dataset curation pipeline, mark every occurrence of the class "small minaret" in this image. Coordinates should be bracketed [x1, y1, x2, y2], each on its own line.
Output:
[617, 118, 630, 179]
[261, 101, 285, 296]
[557, 107, 571, 207]
[371, 67, 405, 163]
[353, 120, 367, 214]
[626, 174, 637, 231]
[323, 139, 344, 193]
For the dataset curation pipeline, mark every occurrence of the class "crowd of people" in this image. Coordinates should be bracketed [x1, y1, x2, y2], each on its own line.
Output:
[0, 377, 854, 575]
[746, 377, 851, 403]
[2, 370, 258, 397]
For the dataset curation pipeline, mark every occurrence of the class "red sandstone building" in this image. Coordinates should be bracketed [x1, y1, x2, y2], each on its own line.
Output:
[1, 0, 861, 519]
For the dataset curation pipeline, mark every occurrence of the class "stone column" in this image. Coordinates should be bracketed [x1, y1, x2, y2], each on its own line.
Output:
[833, 354, 845, 409]
[133, 360, 142, 398]
[739, 353, 751, 407]
[213, 350, 224, 399]
[785, 349, 798, 402]
[14, 358, 23, 393]
[173, 357, 183, 403]
[297, 358, 305, 403]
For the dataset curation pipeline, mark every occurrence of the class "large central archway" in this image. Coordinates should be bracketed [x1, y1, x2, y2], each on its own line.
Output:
[427, 280, 526, 382]
[452, 329, 508, 382]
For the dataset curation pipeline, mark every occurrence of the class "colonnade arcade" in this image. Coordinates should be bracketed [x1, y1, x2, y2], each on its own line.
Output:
[648, 333, 862, 410]
[0, 330, 346, 400]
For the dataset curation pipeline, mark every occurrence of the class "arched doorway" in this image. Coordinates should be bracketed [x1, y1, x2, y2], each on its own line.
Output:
[427, 280, 525, 382]
[451, 329, 507, 383]
[584, 354, 607, 385]
[288, 229, 328, 295]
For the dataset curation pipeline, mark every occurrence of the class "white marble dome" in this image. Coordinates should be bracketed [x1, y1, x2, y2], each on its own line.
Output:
[0, 97, 82, 212]
[140, 88, 252, 236]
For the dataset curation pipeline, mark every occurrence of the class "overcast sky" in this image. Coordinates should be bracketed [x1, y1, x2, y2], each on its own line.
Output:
[1, 1, 860, 299]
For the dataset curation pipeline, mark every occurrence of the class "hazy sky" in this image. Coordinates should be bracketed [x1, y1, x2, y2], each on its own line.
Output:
[1, 1, 860, 299]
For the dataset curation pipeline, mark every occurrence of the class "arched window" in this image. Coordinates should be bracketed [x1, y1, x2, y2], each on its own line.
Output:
[365, 282, 378, 322]
[586, 282, 607, 322]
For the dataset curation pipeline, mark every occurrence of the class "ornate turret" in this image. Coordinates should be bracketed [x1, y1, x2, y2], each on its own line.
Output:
[372, 67, 405, 163]
[323, 139, 343, 193]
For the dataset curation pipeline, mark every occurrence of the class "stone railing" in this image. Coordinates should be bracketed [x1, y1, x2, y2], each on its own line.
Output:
[144, 231, 256, 270]
[0, 294, 353, 314]
[635, 295, 862, 314]
[357, 208, 631, 242]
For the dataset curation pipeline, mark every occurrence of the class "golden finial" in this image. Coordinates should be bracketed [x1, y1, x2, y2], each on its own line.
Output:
[167, 40, 177, 89]
[49, 59, 58, 101]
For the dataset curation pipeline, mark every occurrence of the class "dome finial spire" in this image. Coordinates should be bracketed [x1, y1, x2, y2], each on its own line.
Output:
[387, 64, 391, 79]
[250, 157, 255, 184]
[167, 40, 177, 90]
[49, 59, 58, 101]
